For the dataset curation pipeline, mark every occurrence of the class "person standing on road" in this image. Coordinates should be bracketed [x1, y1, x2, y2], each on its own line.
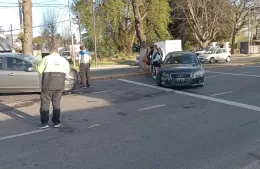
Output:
[143, 46, 151, 76]
[79, 45, 92, 89]
[37, 48, 70, 129]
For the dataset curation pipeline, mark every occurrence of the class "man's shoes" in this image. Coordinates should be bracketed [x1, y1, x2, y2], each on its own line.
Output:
[81, 86, 87, 89]
[54, 123, 61, 128]
[87, 85, 92, 88]
[38, 124, 49, 129]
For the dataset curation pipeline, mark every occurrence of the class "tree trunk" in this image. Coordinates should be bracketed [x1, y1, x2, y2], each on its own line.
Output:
[132, 0, 147, 69]
[231, 26, 237, 54]
[22, 0, 33, 55]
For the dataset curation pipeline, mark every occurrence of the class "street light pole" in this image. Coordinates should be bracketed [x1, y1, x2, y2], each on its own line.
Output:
[92, 0, 97, 66]
[68, 0, 75, 68]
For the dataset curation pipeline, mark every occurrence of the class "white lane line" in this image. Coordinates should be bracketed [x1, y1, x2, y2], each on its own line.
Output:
[0, 129, 49, 141]
[138, 104, 166, 111]
[205, 76, 216, 79]
[89, 124, 100, 128]
[210, 91, 234, 96]
[241, 72, 252, 74]
[209, 71, 260, 78]
[118, 79, 260, 112]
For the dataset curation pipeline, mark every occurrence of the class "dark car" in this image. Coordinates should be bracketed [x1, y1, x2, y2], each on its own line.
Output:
[156, 51, 205, 87]
[0, 53, 78, 93]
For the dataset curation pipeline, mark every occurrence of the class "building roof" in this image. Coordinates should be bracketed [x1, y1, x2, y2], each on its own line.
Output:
[0, 37, 12, 52]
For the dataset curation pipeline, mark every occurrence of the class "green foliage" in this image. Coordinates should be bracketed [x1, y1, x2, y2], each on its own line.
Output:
[72, 0, 172, 58]
[18, 32, 25, 41]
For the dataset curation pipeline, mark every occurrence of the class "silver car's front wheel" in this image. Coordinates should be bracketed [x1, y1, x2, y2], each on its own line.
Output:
[64, 69, 78, 91]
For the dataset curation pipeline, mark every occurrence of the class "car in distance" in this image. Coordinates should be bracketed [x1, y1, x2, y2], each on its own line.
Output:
[156, 51, 205, 87]
[0, 53, 78, 93]
[61, 51, 72, 62]
[198, 48, 231, 63]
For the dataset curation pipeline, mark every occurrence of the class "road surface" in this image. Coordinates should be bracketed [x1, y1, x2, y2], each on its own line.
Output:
[2, 64, 260, 168]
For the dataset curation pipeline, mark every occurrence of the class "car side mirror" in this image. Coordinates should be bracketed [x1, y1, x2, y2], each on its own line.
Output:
[27, 67, 34, 72]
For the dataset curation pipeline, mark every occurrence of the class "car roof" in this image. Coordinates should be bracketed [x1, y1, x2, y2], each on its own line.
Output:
[168, 51, 195, 55]
[0, 53, 24, 58]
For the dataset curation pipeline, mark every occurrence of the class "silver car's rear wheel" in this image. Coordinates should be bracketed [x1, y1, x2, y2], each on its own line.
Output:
[226, 56, 231, 62]
[209, 57, 215, 63]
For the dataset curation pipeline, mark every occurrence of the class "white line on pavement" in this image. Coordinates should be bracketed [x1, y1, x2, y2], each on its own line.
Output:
[241, 72, 252, 74]
[91, 89, 116, 94]
[138, 104, 166, 111]
[205, 76, 216, 79]
[0, 129, 49, 141]
[210, 91, 234, 96]
[89, 124, 101, 128]
[209, 71, 260, 78]
[118, 79, 260, 112]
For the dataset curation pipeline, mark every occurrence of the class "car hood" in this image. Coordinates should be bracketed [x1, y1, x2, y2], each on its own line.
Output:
[161, 64, 201, 73]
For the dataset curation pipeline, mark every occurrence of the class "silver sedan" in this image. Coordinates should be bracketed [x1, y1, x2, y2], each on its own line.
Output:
[0, 53, 78, 93]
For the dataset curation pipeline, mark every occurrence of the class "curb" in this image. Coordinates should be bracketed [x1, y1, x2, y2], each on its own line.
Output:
[91, 62, 260, 80]
[92, 72, 145, 80]
[203, 62, 260, 70]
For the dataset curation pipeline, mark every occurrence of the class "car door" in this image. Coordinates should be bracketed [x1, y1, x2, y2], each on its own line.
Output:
[3, 57, 40, 92]
[215, 49, 223, 61]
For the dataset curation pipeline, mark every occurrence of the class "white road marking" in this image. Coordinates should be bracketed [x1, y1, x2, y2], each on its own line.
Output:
[210, 91, 234, 96]
[240, 161, 260, 169]
[205, 76, 216, 79]
[241, 72, 252, 74]
[89, 124, 100, 128]
[138, 104, 166, 111]
[209, 71, 260, 78]
[0, 129, 49, 141]
[118, 79, 260, 112]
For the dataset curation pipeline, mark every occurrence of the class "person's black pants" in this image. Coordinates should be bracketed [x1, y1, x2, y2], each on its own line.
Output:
[80, 63, 91, 86]
[40, 90, 62, 125]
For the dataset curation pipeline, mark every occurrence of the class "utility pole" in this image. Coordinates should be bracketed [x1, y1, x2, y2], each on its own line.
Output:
[68, 0, 76, 68]
[18, 0, 23, 30]
[23, 0, 33, 55]
[92, 0, 97, 66]
[77, 14, 83, 45]
[248, 7, 251, 55]
[10, 24, 13, 46]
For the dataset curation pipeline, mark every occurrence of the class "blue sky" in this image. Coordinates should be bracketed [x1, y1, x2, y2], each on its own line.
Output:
[0, 0, 78, 37]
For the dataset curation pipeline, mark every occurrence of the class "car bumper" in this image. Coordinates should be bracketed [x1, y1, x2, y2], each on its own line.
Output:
[161, 76, 204, 87]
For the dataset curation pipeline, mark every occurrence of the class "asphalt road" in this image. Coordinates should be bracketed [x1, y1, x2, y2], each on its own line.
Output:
[2, 65, 260, 168]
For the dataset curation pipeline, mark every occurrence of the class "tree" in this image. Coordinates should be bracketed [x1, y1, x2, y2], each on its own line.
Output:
[41, 9, 59, 49]
[61, 24, 72, 50]
[173, 0, 232, 48]
[33, 36, 44, 50]
[132, 0, 171, 68]
[230, 0, 251, 54]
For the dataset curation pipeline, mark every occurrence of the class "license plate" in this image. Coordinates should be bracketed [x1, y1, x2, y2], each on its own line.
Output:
[176, 78, 185, 83]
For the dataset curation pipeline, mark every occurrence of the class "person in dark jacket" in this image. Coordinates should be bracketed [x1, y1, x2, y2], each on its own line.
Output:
[37, 48, 70, 129]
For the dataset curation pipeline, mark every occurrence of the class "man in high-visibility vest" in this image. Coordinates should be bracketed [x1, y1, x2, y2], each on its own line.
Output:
[37, 48, 70, 129]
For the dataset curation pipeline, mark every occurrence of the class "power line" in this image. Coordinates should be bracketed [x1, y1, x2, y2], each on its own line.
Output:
[2, 20, 70, 32]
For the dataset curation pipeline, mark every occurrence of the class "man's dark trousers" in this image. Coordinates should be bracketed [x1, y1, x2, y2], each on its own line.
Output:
[40, 90, 62, 125]
[80, 63, 91, 86]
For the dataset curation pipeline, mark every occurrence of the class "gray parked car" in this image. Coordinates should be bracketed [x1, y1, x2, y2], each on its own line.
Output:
[0, 53, 78, 93]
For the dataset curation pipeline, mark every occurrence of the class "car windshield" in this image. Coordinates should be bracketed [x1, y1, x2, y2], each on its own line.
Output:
[21, 55, 41, 64]
[164, 53, 198, 64]
[205, 49, 216, 54]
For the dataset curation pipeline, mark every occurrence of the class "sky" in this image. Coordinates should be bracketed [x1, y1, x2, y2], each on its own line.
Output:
[0, 0, 78, 38]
